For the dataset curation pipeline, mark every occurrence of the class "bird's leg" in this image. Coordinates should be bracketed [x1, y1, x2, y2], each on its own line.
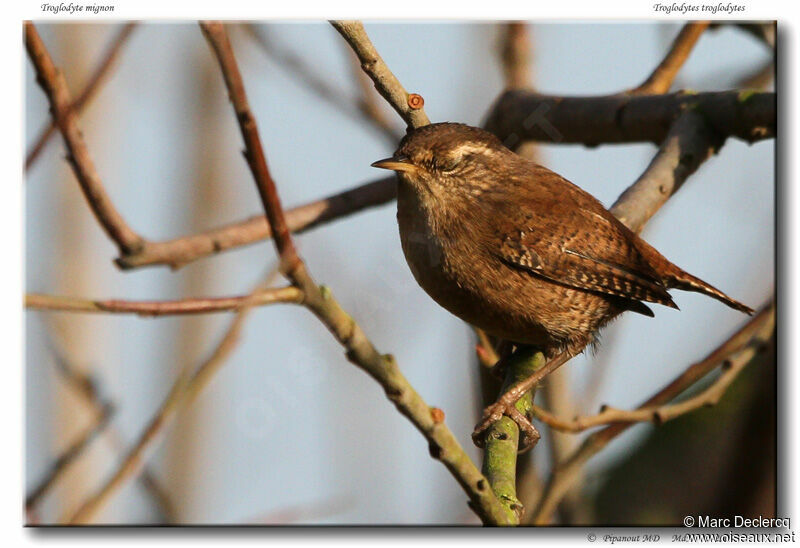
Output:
[472, 349, 573, 452]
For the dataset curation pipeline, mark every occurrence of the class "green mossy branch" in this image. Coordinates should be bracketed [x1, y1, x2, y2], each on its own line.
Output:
[481, 348, 546, 524]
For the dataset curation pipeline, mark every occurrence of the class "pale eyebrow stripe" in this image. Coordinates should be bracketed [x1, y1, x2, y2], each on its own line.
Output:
[451, 142, 491, 156]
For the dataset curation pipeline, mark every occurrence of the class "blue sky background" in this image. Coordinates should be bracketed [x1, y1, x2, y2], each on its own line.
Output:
[25, 22, 774, 523]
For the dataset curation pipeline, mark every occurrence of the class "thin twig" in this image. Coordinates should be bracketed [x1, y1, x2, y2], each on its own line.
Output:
[26, 287, 303, 316]
[500, 22, 533, 90]
[26, 23, 137, 171]
[199, 21, 510, 525]
[532, 332, 769, 432]
[330, 21, 431, 129]
[737, 59, 774, 90]
[34, 325, 176, 521]
[629, 22, 711, 95]
[536, 368, 588, 524]
[24, 22, 144, 256]
[474, 327, 500, 369]
[68, 273, 279, 524]
[25, 402, 114, 514]
[529, 303, 774, 524]
[239, 24, 399, 144]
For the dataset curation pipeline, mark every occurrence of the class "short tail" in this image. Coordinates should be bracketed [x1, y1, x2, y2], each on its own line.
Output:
[666, 268, 754, 315]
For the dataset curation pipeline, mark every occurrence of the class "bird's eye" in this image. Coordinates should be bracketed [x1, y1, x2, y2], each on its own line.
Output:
[439, 156, 461, 172]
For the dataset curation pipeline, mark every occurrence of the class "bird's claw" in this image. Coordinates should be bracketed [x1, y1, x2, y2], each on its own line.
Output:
[472, 402, 541, 453]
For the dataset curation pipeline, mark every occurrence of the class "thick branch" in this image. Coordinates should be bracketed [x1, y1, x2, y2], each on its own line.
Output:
[330, 21, 430, 129]
[530, 303, 774, 524]
[629, 22, 710, 95]
[609, 109, 723, 233]
[200, 21, 510, 525]
[24, 22, 144, 256]
[26, 23, 137, 170]
[484, 89, 775, 147]
[481, 349, 545, 524]
[26, 287, 302, 316]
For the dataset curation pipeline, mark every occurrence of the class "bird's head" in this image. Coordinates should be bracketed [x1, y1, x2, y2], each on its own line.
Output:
[371, 122, 513, 198]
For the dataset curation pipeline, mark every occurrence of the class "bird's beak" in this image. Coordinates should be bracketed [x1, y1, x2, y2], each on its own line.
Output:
[371, 156, 417, 173]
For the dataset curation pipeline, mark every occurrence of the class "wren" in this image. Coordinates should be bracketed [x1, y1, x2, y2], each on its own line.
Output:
[372, 122, 753, 448]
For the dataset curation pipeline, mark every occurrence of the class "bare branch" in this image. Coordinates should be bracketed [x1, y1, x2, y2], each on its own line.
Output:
[609, 109, 722, 233]
[26, 287, 303, 316]
[24, 22, 145, 256]
[330, 21, 430, 129]
[26, 23, 137, 171]
[117, 176, 396, 270]
[737, 59, 774, 90]
[25, 402, 114, 515]
[35, 327, 176, 521]
[348, 44, 402, 141]
[484, 89, 775, 147]
[199, 21, 511, 525]
[68, 274, 275, 524]
[200, 22, 302, 278]
[529, 302, 774, 524]
[629, 22, 710, 95]
[533, 332, 769, 432]
[239, 24, 399, 144]
[500, 22, 533, 90]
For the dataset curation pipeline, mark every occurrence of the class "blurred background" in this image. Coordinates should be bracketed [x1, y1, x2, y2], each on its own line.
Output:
[24, 22, 775, 524]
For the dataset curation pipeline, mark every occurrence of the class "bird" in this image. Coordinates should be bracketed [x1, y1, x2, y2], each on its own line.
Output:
[371, 122, 753, 450]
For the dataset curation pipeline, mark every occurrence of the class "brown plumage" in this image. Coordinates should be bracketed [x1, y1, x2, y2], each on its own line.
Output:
[373, 122, 753, 358]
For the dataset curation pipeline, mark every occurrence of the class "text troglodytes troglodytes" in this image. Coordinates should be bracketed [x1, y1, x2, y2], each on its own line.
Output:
[372, 122, 753, 449]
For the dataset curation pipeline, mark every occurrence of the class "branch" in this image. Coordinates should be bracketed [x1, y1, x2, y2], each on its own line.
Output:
[330, 21, 430, 129]
[348, 43, 402, 141]
[629, 22, 710, 95]
[529, 302, 774, 524]
[199, 21, 511, 525]
[199, 23, 301, 277]
[239, 24, 399, 144]
[484, 89, 775, 147]
[25, 23, 137, 171]
[34, 327, 175, 521]
[609, 109, 723, 233]
[532, 332, 768, 432]
[116, 176, 396, 270]
[24, 22, 144, 256]
[25, 402, 114, 515]
[500, 22, 533, 90]
[68, 275, 276, 524]
[480, 349, 546, 524]
[25, 287, 302, 316]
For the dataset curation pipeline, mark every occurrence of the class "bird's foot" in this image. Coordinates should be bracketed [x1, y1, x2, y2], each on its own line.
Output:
[472, 401, 541, 453]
